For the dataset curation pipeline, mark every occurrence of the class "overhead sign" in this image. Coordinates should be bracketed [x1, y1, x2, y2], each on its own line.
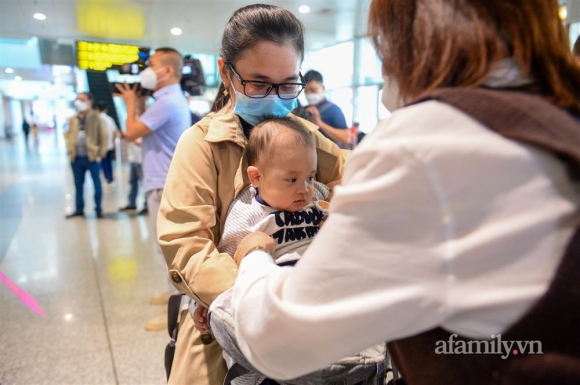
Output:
[76, 40, 140, 71]
[76, 0, 145, 40]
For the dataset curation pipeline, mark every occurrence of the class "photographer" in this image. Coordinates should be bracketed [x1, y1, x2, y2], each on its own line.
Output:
[115, 47, 191, 332]
[303, 70, 350, 148]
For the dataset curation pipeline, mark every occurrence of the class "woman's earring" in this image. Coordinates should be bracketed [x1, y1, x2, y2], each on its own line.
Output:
[223, 89, 229, 97]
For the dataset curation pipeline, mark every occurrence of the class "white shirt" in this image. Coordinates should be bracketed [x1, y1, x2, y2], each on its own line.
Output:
[231, 100, 580, 380]
[100, 111, 118, 150]
[126, 139, 143, 164]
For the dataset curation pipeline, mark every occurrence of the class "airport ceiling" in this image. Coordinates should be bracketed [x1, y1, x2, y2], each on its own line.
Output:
[0, 0, 371, 86]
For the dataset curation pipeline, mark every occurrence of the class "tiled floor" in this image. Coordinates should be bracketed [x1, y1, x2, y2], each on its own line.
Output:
[0, 132, 169, 385]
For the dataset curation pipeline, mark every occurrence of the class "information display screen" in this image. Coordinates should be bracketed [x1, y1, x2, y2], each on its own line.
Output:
[76, 40, 141, 71]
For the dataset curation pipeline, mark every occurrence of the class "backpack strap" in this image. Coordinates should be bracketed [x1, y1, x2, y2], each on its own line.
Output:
[317, 100, 334, 115]
[223, 362, 251, 385]
[165, 294, 185, 380]
[410, 88, 580, 169]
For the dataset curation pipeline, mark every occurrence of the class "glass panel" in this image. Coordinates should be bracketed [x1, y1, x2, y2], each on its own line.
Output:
[196, 54, 218, 87]
[303, 41, 354, 89]
[378, 86, 392, 120]
[356, 86, 379, 134]
[570, 22, 580, 51]
[327, 87, 354, 127]
[358, 38, 383, 85]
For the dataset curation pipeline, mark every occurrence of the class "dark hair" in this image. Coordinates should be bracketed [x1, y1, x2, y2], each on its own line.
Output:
[155, 47, 184, 81]
[246, 116, 314, 166]
[211, 4, 305, 112]
[95, 101, 107, 112]
[79, 92, 94, 102]
[304, 70, 323, 84]
[368, 0, 580, 114]
[574, 35, 580, 58]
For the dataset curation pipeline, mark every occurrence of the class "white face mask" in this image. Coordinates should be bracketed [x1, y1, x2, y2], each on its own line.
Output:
[305, 93, 323, 106]
[140, 67, 163, 90]
[381, 76, 404, 112]
[74, 100, 88, 112]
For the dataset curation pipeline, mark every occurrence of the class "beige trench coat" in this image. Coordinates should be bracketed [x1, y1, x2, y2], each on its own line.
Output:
[158, 103, 345, 385]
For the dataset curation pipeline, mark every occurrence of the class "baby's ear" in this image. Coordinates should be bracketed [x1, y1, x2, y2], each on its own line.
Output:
[247, 166, 261, 187]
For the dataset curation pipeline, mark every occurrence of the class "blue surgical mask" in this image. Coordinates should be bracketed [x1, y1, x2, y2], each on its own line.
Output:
[233, 89, 298, 126]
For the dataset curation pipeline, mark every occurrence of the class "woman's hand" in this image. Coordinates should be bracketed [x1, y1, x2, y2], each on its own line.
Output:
[234, 231, 275, 266]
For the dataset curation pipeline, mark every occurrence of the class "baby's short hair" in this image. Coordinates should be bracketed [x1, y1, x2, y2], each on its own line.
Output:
[246, 116, 314, 166]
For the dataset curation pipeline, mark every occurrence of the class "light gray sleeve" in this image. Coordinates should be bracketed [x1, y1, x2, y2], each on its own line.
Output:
[313, 181, 330, 201]
[218, 186, 265, 257]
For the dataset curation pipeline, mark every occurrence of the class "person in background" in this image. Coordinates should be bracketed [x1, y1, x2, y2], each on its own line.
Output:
[303, 70, 350, 148]
[95, 101, 119, 184]
[350, 121, 367, 148]
[156, 4, 344, 384]
[22, 120, 30, 144]
[229, 0, 580, 383]
[115, 47, 191, 332]
[31, 123, 40, 144]
[65, 92, 109, 219]
[119, 138, 148, 215]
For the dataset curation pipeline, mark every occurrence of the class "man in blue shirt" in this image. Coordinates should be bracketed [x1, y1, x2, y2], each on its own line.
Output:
[115, 47, 192, 331]
[303, 70, 350, 148]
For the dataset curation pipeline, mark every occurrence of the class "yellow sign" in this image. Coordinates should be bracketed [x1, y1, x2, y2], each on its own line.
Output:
[76, 0, 145, 40]
[76, 40, 140, 71]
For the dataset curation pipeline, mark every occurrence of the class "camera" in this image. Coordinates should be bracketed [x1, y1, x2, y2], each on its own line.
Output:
[181, 55, 206, 96]
[110, 50, 206, 97]
[110, 47, 152, 96]
[292, 104, 312, 120]
[117, 47, 151, 75]
[119, 63, 142, 75]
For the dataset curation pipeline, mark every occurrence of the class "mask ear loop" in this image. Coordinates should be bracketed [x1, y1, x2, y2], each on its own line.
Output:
[225, 70, 237, 101]
[155, 66, 170, 84]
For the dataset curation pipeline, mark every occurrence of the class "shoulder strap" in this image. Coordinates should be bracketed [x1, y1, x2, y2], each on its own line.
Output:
[317, 100, 334, 115]
[223, 362, 250, 385]
[411, 88, 580, 169]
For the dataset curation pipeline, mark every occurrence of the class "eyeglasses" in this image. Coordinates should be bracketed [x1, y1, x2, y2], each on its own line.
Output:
[227, 64, 305, 99]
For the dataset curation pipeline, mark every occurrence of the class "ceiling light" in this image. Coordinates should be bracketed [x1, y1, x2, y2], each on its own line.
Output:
[171, 27, 182, 36]
[299, 5, 311, 14]
[33, 13, 46, 20]
[559, 5, 567, 21]
[5, 68, 13, 74]
[15, 76, 22, 81]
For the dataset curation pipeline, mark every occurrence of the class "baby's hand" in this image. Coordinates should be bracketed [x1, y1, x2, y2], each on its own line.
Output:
[234, 231, 275, 266]
[193, 305, 210, 334]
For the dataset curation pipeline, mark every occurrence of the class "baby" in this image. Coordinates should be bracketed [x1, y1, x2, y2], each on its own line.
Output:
[218, 115, 330, 265]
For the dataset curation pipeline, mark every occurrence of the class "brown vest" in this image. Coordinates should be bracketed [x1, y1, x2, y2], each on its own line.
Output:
[388, 88, 580, 385]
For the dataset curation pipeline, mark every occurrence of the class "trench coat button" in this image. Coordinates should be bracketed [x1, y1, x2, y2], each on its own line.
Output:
[170, 271, 182, 284]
